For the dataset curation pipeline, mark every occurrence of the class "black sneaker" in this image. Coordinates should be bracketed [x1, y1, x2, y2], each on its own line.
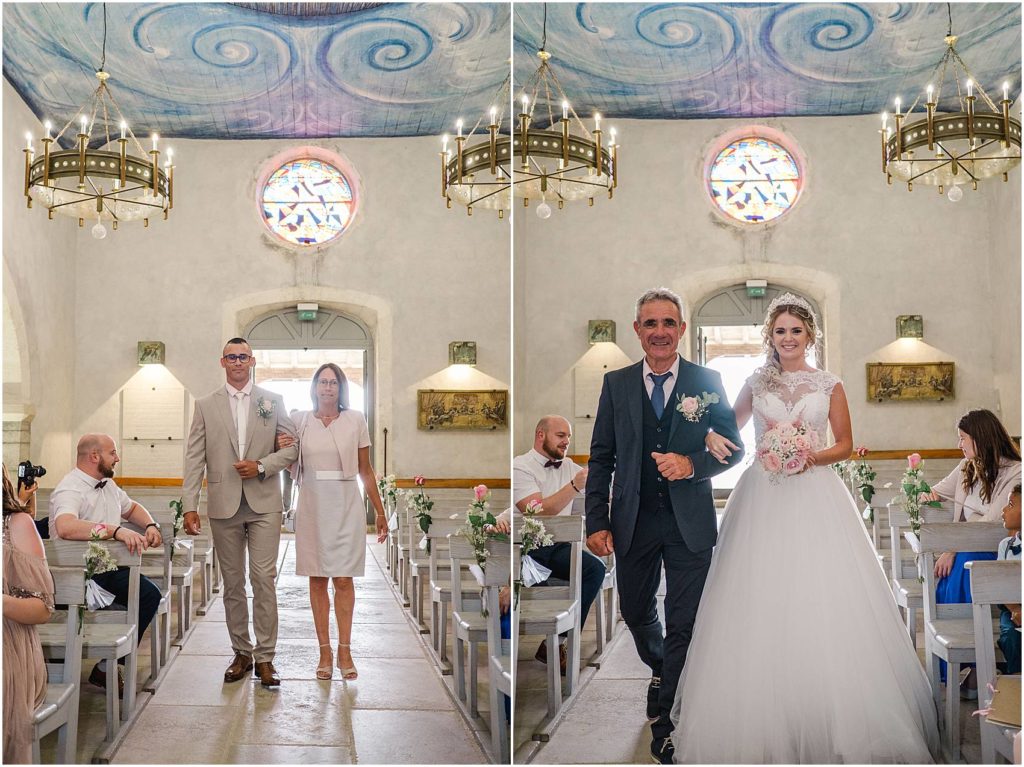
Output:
[651, 735, 675, 764]
[646, 676, 661, 719]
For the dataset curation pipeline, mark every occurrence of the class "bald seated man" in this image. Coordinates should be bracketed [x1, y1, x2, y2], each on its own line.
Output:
[512, 415, 606, 675]
[50, 433, 163, 695]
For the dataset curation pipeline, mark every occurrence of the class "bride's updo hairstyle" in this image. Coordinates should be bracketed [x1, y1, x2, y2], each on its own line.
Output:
[761, 293, 820, 371]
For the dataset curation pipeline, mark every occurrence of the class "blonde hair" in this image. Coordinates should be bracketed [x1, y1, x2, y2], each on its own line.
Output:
[762, 302, 819, 369]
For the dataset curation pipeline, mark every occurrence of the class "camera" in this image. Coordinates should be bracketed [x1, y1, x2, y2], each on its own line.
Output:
[17, 460, 46, 491]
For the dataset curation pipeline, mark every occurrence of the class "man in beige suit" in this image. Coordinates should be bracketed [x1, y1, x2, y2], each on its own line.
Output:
[182, 337, 298, 687]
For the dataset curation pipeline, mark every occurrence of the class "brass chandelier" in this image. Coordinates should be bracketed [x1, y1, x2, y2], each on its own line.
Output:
[22, 4, 174, 238]
[879, 4, 1019, 201]
[440, 4, 619, 219]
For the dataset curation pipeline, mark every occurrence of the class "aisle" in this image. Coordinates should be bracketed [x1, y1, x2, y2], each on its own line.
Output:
[107, 534, 487, 764]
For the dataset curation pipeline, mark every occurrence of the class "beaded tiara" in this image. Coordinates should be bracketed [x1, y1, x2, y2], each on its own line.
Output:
[765, 292, 816, 325]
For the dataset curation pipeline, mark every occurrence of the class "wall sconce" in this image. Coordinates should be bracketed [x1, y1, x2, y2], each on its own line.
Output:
[449, 341, 477, 366]
[137, 341, 166, 365]
[896, 315, 923, 340]
[588, 320, 616, 345]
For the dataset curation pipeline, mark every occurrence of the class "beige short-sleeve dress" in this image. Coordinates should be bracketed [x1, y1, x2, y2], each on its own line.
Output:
[294, 411, 371, 577]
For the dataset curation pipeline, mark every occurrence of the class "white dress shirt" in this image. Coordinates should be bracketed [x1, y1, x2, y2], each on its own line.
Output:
[225, 380, 254, 458]
[512, 448, 581, 516]
[642, 354, 681, 400]
[49, 468, 134, 535]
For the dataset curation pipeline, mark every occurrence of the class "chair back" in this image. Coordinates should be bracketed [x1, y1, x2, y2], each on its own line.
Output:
[427, 517, 468, 582]
[913, 522, 1007, 623]
[44, 539, 142, 628]
[887, 500, 953, 580]
[46, 567, 86, 684]
[967, 559, 1022, 692]
[512, 513, 583, 613]
[484, 540, 513, 651]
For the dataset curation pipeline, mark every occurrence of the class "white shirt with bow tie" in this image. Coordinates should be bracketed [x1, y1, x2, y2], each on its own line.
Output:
[49, 467, 135, 536]
[512, 448, 582, 516]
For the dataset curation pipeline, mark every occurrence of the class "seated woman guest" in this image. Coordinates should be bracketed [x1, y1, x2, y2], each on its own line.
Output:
[923, 408, 1021, 695]
[2, 464, 53, 764]
[283, 363, 387, 681]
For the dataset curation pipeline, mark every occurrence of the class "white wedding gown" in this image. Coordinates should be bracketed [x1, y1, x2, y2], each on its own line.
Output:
[671, 368, 939, 764]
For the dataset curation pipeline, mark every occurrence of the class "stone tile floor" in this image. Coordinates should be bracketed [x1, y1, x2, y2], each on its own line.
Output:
[518, 579, 985, 765]
[40, 534, 491, 764]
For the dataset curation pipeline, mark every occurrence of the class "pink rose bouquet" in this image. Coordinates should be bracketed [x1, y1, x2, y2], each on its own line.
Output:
[757, 420, 820, 482]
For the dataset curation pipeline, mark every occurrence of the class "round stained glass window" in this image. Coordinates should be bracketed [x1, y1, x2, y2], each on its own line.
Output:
[261, 158, 354, 245]
[708, 137, 801, 224]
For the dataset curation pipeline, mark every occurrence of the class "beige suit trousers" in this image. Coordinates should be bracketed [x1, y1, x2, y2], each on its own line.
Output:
[209, 496, 281, 662]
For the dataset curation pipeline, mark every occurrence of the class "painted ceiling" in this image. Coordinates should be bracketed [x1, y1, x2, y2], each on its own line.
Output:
[3, 3, 1020, 140]
[2, 2, 511, 140]
[513, 3, 1022, 120]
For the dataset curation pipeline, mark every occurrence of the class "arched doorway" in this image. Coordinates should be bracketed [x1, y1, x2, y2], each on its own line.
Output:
[245, 307, 375, 519]
[691, 284, 824, 490]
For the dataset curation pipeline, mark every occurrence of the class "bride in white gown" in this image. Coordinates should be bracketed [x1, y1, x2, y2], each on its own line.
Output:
[670, 294, 939, 764]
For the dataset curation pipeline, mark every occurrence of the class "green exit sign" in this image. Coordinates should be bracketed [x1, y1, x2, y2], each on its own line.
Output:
[747, 286, 766, 298]
[297, 310, 317, 321]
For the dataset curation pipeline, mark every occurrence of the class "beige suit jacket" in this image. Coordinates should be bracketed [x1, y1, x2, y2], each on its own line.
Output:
[182, 385, 299, 519]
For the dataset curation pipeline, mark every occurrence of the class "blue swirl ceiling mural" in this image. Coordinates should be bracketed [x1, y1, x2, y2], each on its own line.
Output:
[2, 2, 511, 139]
[513, 3, 1021, 119]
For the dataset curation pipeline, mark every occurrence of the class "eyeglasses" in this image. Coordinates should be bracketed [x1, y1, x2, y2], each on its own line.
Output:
[317, 379, 340, 388]
[222, 354, 252, 363]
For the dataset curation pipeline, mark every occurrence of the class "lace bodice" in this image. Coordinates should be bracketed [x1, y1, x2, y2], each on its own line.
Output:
[748, 368, 841, 451]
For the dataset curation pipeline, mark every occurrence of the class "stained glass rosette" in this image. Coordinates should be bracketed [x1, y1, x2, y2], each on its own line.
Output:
[262, 159, 353, 245]
[708, 138, 801, 224]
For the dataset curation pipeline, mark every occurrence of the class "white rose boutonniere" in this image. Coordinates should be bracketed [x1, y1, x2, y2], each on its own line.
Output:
[256, 397, 275, 423]
[675, 391, 719, 422]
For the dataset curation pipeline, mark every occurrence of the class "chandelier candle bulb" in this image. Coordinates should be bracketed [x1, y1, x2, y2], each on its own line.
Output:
[44, 121, 51, 140]
[895, 97, 901, 117]
[562, 100, 568, 120]
[967, 79, 973, 98]
[456, 119, 463, 139]
[120, 121, 126, 140]
[489, 107, 496, 126]
[151, 133, 159, 152]
[1004, 82, 1010, 102]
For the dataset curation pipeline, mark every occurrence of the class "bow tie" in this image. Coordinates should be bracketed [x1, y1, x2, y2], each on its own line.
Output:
[1011, 541, 1021, 556]
[95, 480, 107, 490]
[544, 460, 562, 469]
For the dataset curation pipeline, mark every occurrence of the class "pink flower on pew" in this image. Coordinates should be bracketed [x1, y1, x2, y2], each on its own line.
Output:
[525, 499, 543, 516]
[414, 475, 426, 487]
[856, 446, 869, 458]
[473, 484, 488, 501]
[907, 453, 922, 470]
[90, 523, 107, 540]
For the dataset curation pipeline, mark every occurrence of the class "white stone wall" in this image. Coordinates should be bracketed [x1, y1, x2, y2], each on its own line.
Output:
[513, 114, 1022, 453]
[4, 80, 510, 483]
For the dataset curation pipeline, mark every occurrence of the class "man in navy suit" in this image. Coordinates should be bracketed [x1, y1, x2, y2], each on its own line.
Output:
[585, 288, 744, 763]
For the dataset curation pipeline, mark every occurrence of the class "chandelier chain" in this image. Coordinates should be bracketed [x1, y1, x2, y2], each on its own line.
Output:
[99, 3, 107, 73]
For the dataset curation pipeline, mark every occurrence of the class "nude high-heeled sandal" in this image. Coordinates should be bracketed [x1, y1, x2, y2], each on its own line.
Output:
[337, 643, 358, 680]
[316, 643, 333, 680]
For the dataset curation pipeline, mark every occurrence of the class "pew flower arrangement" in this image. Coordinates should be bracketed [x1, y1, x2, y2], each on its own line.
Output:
[377, 474, 403, 512]
[462, 484, 509, 616]
[851, 446, 877, 522]
[81, 524, 119, 631]
[407, 475, 434, 552]
[515, 500, 554, 607]
[169, 498, 185, 536]
[901, 453, 942, 538]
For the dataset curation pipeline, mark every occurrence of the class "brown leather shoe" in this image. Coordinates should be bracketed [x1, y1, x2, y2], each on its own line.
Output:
[223, 652, 254, 682]
[88, 663, 124, 698]
[534, 640, 568, 676]
[254, 661, 281, 687]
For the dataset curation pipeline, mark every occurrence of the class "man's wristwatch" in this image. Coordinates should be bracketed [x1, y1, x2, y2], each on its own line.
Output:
[257, 461, 266, 479]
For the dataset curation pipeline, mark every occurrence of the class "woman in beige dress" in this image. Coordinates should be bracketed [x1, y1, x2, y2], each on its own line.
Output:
[2, 464, 54, 764]
[284, 363, 387, 681]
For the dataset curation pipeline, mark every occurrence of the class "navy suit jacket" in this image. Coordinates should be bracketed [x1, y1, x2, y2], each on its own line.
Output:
[585, 356, 744, 556]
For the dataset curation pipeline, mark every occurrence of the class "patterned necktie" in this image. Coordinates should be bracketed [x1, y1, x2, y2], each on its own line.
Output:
[649, 372, 672, 419]
[94, 480, 107, 490]
[544, 460, 562, 469]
